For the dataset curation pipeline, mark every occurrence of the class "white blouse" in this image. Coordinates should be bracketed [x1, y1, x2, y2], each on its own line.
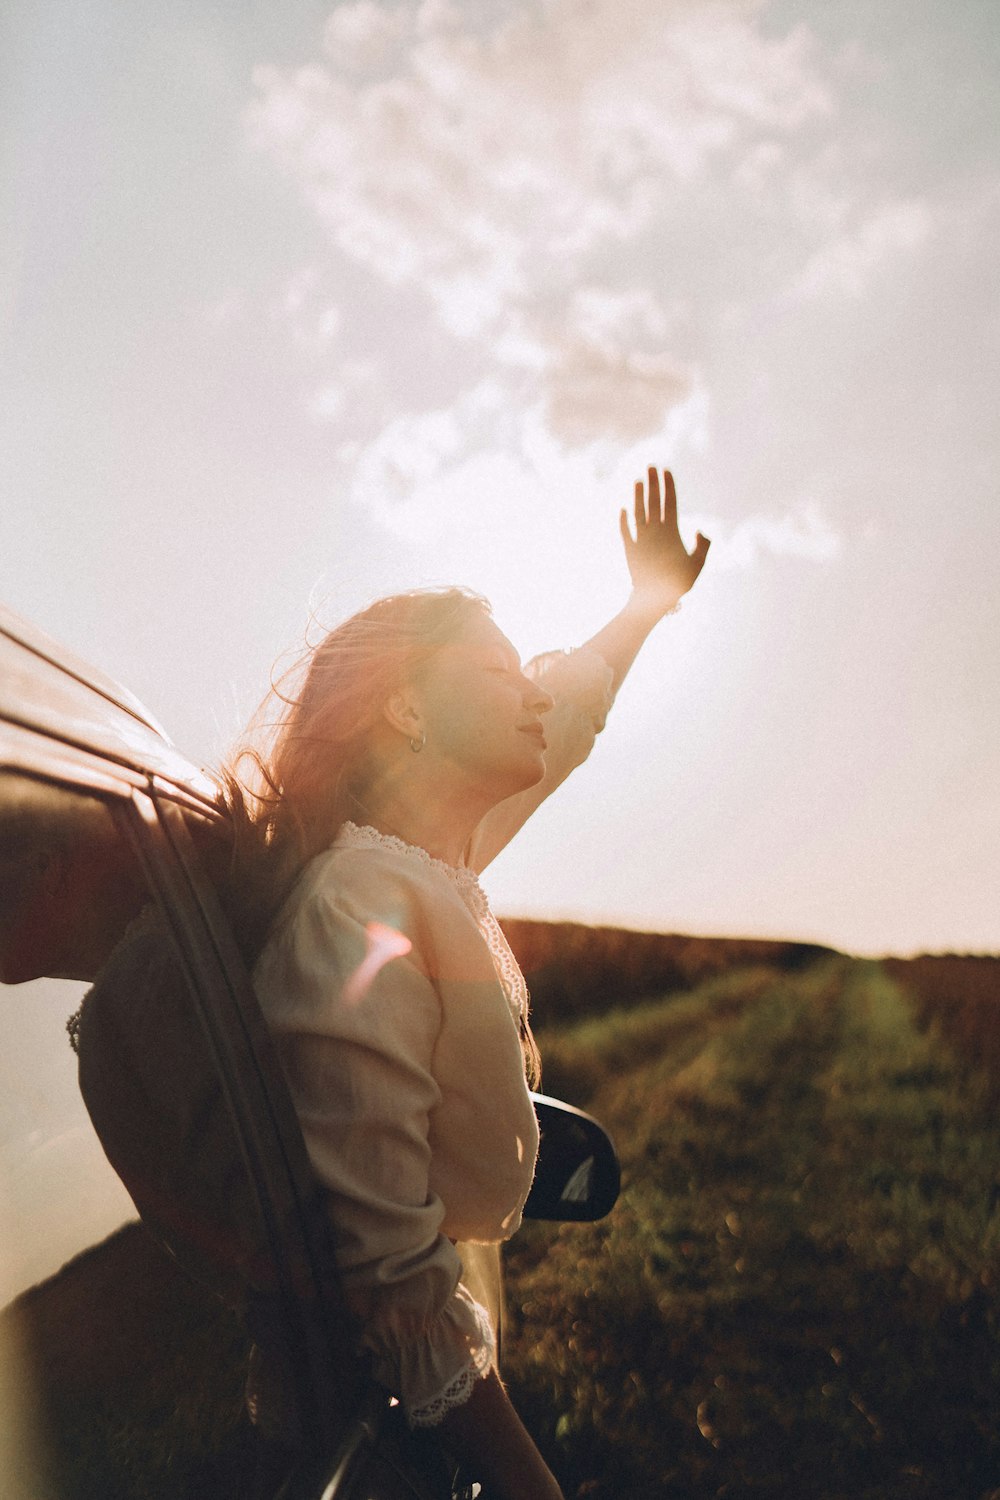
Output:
[252, 647, 615, 1427]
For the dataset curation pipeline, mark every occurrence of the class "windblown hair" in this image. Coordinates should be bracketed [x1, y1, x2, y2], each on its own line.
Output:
[220, 588, 492, 951]
[218, 585, 541, 1084]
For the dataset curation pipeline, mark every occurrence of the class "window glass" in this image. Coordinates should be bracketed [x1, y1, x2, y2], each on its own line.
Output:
[0, 771, 148, 1488]
[0, 974, 136, 1307]
[0, 770, 146, 1302]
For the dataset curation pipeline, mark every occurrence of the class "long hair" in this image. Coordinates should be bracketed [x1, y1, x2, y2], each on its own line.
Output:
[221, 588, 491, 937]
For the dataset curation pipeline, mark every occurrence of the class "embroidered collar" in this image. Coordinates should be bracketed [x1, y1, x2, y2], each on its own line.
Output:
[338, 821, 483, 901]
[336, 821, 528, 1028]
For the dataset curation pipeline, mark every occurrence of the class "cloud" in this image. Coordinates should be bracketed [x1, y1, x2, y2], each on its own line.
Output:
[342, 377, 515, 521]
[343, 369, 714, 525]
[308, 356, 382, 422]
[248, 0, 830, 448]
[533, 287, 693, 442]
[308, 383, 345, 421]
[711, 500, 843, 569]
[274, 265, 344, 349]
[250, 1, 829, 315]
[543, 343, 692, 446]
[789, 198, 932, 301]
[323, 0, 414, 75]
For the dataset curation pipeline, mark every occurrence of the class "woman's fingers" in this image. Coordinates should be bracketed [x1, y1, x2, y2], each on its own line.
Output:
[634, 467, 678, 531]
[619, 507, 634, 552]
[692, 531, 712, 573]
[661, 469, 678, 530]
[648, 465, 665, 526]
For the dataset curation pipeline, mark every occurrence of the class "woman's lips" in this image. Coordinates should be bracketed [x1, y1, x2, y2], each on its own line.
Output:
[519, 723, 547, 749]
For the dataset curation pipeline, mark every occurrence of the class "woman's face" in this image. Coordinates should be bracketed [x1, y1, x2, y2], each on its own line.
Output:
[408, 613, 554, 801]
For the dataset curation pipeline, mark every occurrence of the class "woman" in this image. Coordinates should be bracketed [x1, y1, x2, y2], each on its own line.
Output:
[230, 468, 709, 1500]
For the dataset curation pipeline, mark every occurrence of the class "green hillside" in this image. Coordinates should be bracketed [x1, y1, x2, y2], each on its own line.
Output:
[505, 953, 1000, 1497]
[4, 938, 1000, 1498]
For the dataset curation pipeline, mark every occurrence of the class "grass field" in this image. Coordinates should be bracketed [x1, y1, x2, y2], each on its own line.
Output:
[5, 937, 1000, 1498]
[505, 953, 1000, 1498]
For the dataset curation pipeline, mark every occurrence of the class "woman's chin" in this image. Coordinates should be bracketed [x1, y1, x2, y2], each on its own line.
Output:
[484, 756, 545, 803]
[515, 752, 547, 791]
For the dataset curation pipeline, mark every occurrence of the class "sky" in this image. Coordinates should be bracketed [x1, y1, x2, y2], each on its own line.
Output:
[3, 0, 999, 956]
[1, 0, 999, 1308]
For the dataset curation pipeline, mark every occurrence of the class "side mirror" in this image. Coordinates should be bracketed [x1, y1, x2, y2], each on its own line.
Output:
[524, 1092, 620, 1222]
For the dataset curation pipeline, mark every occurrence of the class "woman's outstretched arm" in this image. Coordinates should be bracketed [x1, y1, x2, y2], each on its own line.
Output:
[583, 464, 710, 693]
[465, 466, 709, 872]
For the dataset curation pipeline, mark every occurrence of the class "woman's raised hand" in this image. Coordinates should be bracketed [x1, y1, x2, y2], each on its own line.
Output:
[619, 466, 711, 619]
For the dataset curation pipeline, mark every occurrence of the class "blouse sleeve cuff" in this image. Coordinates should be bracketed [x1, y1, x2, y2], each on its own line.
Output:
[362, 1281, 497, 1430]
[407, 1298, 496, 1428]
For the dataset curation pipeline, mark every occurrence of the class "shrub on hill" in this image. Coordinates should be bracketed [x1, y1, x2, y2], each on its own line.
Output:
[883, 953, 1000, 1100]
[500, 917, 837, 1025]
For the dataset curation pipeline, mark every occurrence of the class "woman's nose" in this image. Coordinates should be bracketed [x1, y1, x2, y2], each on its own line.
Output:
[524, 680, 554, 715]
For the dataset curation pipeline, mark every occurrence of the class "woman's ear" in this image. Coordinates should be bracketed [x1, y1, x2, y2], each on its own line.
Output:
[382, 689, 423, 743]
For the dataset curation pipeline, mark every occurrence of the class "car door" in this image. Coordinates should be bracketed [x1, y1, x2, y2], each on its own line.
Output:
[0, 607, 455, 1498]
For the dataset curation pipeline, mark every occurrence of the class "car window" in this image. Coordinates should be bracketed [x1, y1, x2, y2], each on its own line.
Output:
[0, 972, 138, 1306]
[0, 771, 149, 1491]
[0, 770, 146, 1300]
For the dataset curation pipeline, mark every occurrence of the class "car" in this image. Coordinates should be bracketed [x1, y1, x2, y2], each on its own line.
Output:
[0, 604, 619, 1499]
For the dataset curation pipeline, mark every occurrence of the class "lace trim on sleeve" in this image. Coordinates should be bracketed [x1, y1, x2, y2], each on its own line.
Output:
[407, 1314, 496, 1429]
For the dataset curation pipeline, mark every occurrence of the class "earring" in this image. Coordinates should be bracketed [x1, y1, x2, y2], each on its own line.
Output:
[409, 731, 426, 754]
